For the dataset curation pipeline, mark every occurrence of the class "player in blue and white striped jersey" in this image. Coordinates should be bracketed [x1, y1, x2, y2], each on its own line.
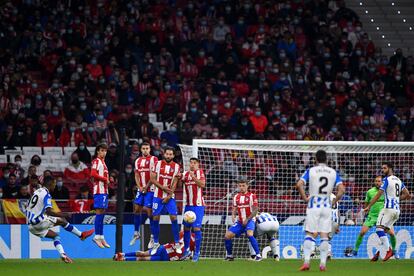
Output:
[247, 212, 280, 261]
[25, 176, 94, 263]
[296, 150, 345, 271]
[364, 162, 412, 261]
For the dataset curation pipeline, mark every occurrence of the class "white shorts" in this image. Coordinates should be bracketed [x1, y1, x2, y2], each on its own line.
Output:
[28, 216, 58, 237]
[376, 208, 400, 229]
[305, 207, 332, 233]
[257, 220, 279, 236]
[328, 222, 339, 239]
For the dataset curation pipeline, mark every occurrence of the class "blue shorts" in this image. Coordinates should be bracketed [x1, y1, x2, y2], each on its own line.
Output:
[134, 191, 154, 208]
[94, 194, 108, 209]
[228, 219, 255, 237]
[152, 197, 178, 216]
[150, 245, 169, 261]
[182, 206, 205, 228]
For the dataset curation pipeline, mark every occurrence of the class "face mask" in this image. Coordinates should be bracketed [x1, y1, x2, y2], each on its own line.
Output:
[212, 132, 219, 138]
[70, 127, 76, 132]
[339, 52, 345, 57]
[396, 76, 401, 81]
[274, 110, 281, 116]
[273, 68, 279, 73]
[77, 67, 83, 73]
[281, 117, 287, 123]
[161, 143, 167, 147]
[288, 126, 294, 132]
[241, 121, 248, 126]
[101, 102, 108, 108]
[315, 77, 322, 82]
[308, 120, 314, 125]
[224, 103, 231, 108]
[298, 79, 304, 84]
[324, 53, 330, 58]
[294, 67, 301, 73]
[249, 69, 255, 74]
[56, 181, 63, 188]
[211, 110, 218, 115]
[357, 111, 363, 116]
[255, 111, 261, 116]
[363, 119, 370, 125]
[52, 83, 59, 89]
[170, 127, 177, 132]
[11, 109, 18, 115]
[80, 104, 87, 111]
[25, 103, 31, 108]
[317, 113, 323, 118]
[280, 77, 286, 81]
[52, 110, 59, 116]
[165, 85, 171, 90]
[370, 102, 376, 108]
[280, 53, 286, 58]
[126, 169, 132, 174]
[97, 115, 104, 121]
[88, 127, 94, 132]
[79, 145, 85, 150]
[190, 107, 197, 113]
[331, 127, 338, 133]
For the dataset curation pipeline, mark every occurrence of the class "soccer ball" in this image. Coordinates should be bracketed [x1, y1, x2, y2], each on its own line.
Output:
[183, 211, 197, 224]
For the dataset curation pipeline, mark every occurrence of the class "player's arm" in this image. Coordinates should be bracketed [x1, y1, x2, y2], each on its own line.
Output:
[90, 162, 109, 184]
[295, 179, 308, 203]
[134, 170, 142, 192]
[332, 183, 345, 206]
[150, 171, 172, 194]
[163, 175, 179, 203]
[231, 205, 237, 223]
[363, 190, 383, 212]
[244, 205, 258, 225]
[400, 186, 412, 201]
[364, 191, 371, 209]
[45, 207, 70, 219]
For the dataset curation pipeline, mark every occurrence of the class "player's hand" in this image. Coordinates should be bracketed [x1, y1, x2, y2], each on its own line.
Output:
[175, 172, 182, 179]
[162, 196, 171, 204]
[163, 187, 173, 194]
[106, 178, 111, 185]
[232, 216, 236, 223]
[189, 171, 196, 179]
[304, 196, 310, 203]
[242, 220, 248, 226]
[363, 207, 370, 213]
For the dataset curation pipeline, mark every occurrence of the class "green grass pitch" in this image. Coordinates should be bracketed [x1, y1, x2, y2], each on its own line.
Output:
[1, 259, 413, 276]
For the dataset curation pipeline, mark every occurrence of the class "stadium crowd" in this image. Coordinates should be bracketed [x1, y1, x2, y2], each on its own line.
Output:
[0, 0, 413, 216]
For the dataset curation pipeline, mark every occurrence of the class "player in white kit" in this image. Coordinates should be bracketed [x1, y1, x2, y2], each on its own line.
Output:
[364, 162, 411, 261]
[248, 212, 280, 261]
[296, 150, 345, 271]
[25, 176, 94, 263]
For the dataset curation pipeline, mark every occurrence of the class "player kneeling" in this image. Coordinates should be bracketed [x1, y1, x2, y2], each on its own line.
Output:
[248, 212, 280, 261]
[25, 176, 94, 263]
[114, 233, 194, 262]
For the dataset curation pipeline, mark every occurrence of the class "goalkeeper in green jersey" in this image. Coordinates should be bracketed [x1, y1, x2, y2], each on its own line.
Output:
[347, 176, 397, 257]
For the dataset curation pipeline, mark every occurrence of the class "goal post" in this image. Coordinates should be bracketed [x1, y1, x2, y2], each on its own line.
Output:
[179, 140, 414, 260]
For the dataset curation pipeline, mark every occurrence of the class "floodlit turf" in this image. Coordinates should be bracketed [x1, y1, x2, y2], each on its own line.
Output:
[0, 259, 413, 276]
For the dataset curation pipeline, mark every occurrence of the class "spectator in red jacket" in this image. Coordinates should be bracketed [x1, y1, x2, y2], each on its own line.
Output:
[249, 107, 269, 135]
[59, 122, 86, 147]
[63, 153, 90, 182]
[36, 122, 56, 147]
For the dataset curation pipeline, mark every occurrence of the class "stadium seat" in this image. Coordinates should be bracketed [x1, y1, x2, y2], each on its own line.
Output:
[87, 147, 95, 156]
[0, 155, 7, 164]
[23, 147, 42, 156]
[64, 147, 77, 156]
[43, 147, 63, 156]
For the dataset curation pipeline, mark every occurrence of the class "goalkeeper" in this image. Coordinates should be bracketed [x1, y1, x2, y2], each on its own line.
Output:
[347, 176, 397, 257]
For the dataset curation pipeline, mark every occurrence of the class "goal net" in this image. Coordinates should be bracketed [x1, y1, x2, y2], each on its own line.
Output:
[179, 140, 414, 260]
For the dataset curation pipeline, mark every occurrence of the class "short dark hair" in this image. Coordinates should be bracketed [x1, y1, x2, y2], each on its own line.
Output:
[140, 142, 151, 149]
[164, 146, 175, 155]
[383, 162, 394, 170]
[94, 143, 108, 157]
[190, 157, 200, 163]
[315, 150, 327, 163]
[8, 173, 16, 178]
[80, 185, 89, 193]
[43, 176, 55, 187]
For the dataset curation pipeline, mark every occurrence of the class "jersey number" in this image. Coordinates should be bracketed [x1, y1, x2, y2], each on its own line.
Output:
[29, 195, 39, 208]
[395, 184, 400, 197]
[319, 177, 328, 194]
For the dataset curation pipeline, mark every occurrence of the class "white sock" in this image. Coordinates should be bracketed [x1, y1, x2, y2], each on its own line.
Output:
[101, 235, 105, 240]
[319, 238, 329, 266]
[270, 238, 280, 257]
[328, 241, 332, 255]
[94, 234, 102, 240]
[54, 237, 65, 255]
[248, 240, 255, 256]
[65, 223, 82, 237]
[303, 236, 315, 264]
[134, 231, 139, 235]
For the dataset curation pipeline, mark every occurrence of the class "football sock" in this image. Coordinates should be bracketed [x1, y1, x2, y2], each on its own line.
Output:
[194, 230, 202, 254]
[303, 235, 316, 264]
[152, 220, 160, 243]
[63, 223, 81, 237]
[95, 214, 104, 235]
[171, 219, 180, 243]
[133, 214, 141, 232]
[248, 236, 260, 255]
[390, 234, 396, 250]
[270, 238, 280, 257]
[376, 228, 390, 249]
[183, 229, 191, 251]
[354, 234, 363, 251]
[53, 236, 65, 255]
[224, 239, 233, 255]
[319, 238, 329, 266]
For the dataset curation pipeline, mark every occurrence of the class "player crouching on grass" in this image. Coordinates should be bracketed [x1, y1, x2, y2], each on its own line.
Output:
[25, 176, 94, 263]
[224, 179, 262, 261]
[247, 212, 280, 261]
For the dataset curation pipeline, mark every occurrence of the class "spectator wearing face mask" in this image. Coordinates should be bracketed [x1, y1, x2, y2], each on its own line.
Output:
[13, 155, 25, 180]
[74, 142, 92, 164]
[30, 155, 46, 176]
[160, 124, 180, 147]
[105, 143, 120, 172]
[36, 122, 56, 147]
[64, 152, 90, 182]
[249, 107, 269, 135]
[51, 176, 70, 200]
[59, 122, 87, 147]
[124, 163, 136, 189]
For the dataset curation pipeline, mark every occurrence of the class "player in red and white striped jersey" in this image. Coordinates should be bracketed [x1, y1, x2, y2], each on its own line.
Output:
[150, 147, 181, 255]
[224, 179, 261, 261]
[181, 157, 206, 262]
[90, 143, 110, 249]
[130, 142, 158, 247]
